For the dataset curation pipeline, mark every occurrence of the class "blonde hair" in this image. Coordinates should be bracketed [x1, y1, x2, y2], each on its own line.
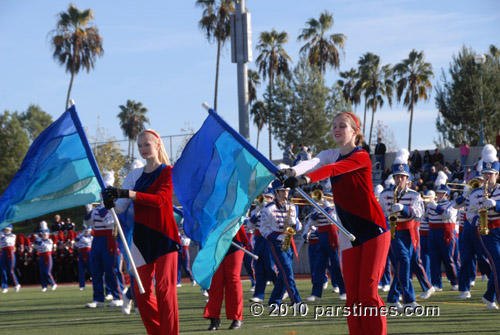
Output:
[138, 129, 170, 165]
[334, 111, 365, 146]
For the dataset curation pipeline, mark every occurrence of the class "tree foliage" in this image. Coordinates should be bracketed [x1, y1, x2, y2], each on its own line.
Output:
[117, 100, 149, 162]
[435, 45, 500, 147]
[17, 104, 53, 141]
[269, 59, 337, 154]
[50, 4, 103, 110]
[0, 111, 30, 194]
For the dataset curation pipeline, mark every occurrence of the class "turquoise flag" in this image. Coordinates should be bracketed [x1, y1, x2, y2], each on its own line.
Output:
[172, 108, 276, 289]
[0, 105, 104, 229]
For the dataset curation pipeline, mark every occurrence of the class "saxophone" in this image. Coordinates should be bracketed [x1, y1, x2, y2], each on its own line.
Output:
[281, 203, 296, 252]
[478, 184, 490, 236]
[388, 184, 400, 240]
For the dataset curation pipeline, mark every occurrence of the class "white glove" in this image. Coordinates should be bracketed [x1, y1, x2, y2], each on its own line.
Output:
[277, 234, 286, 242]
[84, 204, 93, 213]
[427, 201, 437, 210]
[391, 204, 404, 212]
[483, 199, 497, 208]
[441, 211, 451, 221]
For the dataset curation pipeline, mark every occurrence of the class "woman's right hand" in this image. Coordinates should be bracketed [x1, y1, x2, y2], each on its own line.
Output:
[284, 176, 309, 189]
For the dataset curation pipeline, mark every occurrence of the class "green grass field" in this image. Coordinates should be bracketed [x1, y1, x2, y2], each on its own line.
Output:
[0, 278, 498, 335]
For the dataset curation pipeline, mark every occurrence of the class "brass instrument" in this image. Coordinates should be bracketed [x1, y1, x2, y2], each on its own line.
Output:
[312, 189, 324, 201]
[281, 204, 296, 252]
[255, 194, 265, 204]
[478, 183, 490, 236]
[388, 184, 400, 240]
[446, 182, 467, 193]
[291, 197, 309, 206]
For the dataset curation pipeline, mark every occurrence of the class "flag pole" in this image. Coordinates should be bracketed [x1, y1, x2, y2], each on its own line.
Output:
[231, 241, 259, 260]
[110, 209, 145, 294]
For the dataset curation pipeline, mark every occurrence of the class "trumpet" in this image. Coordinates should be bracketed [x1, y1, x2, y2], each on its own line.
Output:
[388, 184, 400, 239]
[478, 184, 490, 236]
[281, 204, 296, 252]
[446, 182, 467, 193]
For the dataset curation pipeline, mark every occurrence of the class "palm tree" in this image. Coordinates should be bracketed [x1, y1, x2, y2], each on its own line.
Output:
[358, 54, 394, 146]
[297, 10, 346, 73]
[255, 29, 292, 159]
[355, 52, 379, 133]
[118, 100, 149, 161]
[50, 4, 103, 110]
[250, 100, 267, 149]
[337, 68, 360, 108]
[247, 69, 261, 105]
[394, 49, 434, 151]
[195, 0, 234, 111]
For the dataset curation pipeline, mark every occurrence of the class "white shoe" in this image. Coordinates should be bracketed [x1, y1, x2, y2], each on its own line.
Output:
[14, 285, 20, 293]
[51, 284, 57, 291]
[79, 287, 85, 291]
[282, 291, 289, 301]
[378, 285, 382, 290]
[382, 285, 390, 292]
[249, 286, 255, 292]
[451, 285, 459, 291]
[432, 286, 443, 292]
[249, 297, 263, 303]
[122, 287, 128, 295]
[403, 301, 421, 311]
[339, 293, 347, 301]
[470, 280, 476, 287]
[305, 295, 321, 302]
[108, 299, 123, 307]
[105, 294, 113, 301]
[191, 280, 197, 287]
[266, 281, 272, 285]
[387, 302, 403, 311]
[482, 297, 499, 310]
[86, 301, 105, 308]
[323, 282, 328, 290]
[202, 290, 209, 297]
[482, 274, 488, 281]
[457, 291, 471, 299]
[332, 286, 340, 293]
[204, 299, 209, 303]
[418, 286, 436, 300]
[2, 288, 7, 293]
[122, 294, 132, 315]
[41, 288, 47, 292]
[176, 284, 182, 287]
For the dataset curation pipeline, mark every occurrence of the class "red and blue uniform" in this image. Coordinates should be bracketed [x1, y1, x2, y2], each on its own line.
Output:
[116, 164, 181, 335]
[1, 231, 19, 289]
[295, 147, 390, 335]
[177, 232, 194, 285]
[33, 235, 56, 289]
[75, 231, 92, 289]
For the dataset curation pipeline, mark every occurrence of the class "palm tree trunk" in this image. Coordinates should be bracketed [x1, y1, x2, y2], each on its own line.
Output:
[408, 103, 414, 151]
[131, 139, 135, 161]
[362, 99, 368, 134]
[368, 101, 376, 147]
[214, 39, 222, 111]
[65, 71, 75, 110]
[268, 84, 273, 160]
[256, 129, 260, 149]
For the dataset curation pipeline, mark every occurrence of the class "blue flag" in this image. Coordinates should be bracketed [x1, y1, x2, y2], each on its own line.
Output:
[172, 108, 276, 289]
[0, 105, 105, 230]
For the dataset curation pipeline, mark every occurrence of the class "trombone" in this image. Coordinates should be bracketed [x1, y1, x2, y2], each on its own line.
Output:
[446, 182, 466, 193]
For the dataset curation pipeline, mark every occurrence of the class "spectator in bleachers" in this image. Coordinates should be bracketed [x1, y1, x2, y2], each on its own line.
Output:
[423, 150, 432, 172]
[410, 149, 422, 173]
[431, 148, 444, 167]
[460, 141, 469, 166]
[51, 214, 63, 232]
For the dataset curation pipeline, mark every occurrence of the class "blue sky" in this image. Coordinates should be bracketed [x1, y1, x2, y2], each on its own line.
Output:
[1, 0, 498, 159]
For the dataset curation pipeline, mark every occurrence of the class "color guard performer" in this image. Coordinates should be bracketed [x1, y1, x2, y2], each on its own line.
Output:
[466, 144, 500, 309]
[259, 180, 304, 309]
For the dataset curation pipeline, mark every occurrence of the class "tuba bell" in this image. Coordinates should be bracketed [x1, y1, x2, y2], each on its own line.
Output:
[312, 189, 324, 202]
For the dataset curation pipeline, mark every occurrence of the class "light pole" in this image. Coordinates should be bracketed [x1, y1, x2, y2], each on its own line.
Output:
[474, 53, 486, 146]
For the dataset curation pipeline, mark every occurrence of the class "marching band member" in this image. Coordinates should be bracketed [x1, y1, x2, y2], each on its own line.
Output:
[466, 144, 500, 310]
[177, 228, 195, 287]
[419, 190, 434, 283]
[305, 190, 346, 302]
[247, 190, 277, 303]
[0, 225, 20, 293]
[84, 187, 123, 308]
[75, 225, 93, 290]
[105, 129, 181, 335]
[204, 226, 247, 330]
[379, 149, 427, 310]
[427, 172, 459, 291]
[259, 180, 304, 309]
[281, 111, 390, 335]
[375, 183, 391, 293]
[33, 228, 57, 292]
[242, 210, 256, 292]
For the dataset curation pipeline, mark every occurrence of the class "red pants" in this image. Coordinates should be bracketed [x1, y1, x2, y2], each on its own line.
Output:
[134, 252, 179, 335]
[203, 250, 244, 320]
[342, 232, 391, 335]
